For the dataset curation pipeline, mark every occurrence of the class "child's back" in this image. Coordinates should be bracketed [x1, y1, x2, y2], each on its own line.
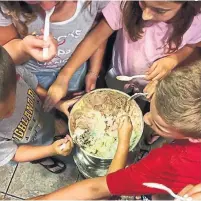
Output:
[0, 67, 55, 166]
[0, 46, 73, 170]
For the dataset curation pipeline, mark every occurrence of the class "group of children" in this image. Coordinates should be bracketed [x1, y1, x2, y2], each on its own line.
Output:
[0, 0, 201, 200]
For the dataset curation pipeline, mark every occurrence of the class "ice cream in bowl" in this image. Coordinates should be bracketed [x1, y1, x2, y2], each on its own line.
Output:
[69, 89, 144, 160]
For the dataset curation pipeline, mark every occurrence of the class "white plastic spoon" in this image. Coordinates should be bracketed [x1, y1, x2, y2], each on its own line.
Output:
[143, 183, 192, 201]
[43, 6, 55, 59]
[116, 75, 146, 81]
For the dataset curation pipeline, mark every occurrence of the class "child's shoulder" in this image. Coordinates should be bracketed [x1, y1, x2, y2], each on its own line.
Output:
[165, 140, 201, 159]
[16, 66, 38, 91]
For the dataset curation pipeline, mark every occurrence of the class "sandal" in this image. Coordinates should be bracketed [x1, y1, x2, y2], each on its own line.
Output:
[32, 157, 66, 174]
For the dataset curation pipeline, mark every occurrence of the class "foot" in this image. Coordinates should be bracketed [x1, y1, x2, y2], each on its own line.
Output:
[32, 157, 66, 174]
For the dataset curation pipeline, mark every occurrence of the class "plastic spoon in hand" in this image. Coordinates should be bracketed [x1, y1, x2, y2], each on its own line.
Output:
[143, 183, 191, 201]
[116, 75, 146, 81]
[43, 6, 55, 59]
[59, 135, 70, 151]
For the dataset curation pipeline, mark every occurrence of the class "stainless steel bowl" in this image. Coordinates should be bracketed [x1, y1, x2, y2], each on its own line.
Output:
[69, 89, 144, 178]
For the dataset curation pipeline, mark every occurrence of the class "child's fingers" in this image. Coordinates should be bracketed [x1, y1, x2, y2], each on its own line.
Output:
[191, 192, 201, 199]
[153, 69, 172, 81]
[146, 62, 157, 74]
[72, 91, 85, 97]
[40, 28, 44, 34]
[43, 96, 55, 112]
[185, 184, 201, 197]
[146, 68, 160, 80]
[63, 141, 72, 153]
[65, 135, 74, 148]
[66, 135, 74, 147]
[67, 97, 80, 107]
[144, 80, 158, 100]
[144, 82, 153, 94]
[36, 35, 44, 40]
[152, 72, 164, 81]
[147, 87, 155, 100]
[32, 37, 50, 48]
[178, 185, 194, 197]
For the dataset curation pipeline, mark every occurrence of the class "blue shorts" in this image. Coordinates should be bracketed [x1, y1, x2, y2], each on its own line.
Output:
[35, 63, 87, 91]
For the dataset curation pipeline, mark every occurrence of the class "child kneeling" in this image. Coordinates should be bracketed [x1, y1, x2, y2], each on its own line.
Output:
[0, 46, 75, 174]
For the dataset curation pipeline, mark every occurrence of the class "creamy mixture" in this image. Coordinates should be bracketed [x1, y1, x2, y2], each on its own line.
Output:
[70, 90, 143, 158]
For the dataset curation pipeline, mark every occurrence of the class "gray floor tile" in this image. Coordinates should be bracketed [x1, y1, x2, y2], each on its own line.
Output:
[7, 156, 79, 199]
[4, 194, 22, 200]
[0, 164, 17, 193]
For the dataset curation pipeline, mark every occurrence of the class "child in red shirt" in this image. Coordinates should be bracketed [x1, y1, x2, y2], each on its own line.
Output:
[33, 61, 201, 200]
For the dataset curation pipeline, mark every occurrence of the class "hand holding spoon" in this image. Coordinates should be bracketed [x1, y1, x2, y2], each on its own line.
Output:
[143, 183, 192, 201]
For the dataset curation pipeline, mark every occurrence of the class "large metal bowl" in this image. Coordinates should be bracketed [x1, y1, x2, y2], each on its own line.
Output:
[69, 89, 144, 159]
[69, 89, 144, 178]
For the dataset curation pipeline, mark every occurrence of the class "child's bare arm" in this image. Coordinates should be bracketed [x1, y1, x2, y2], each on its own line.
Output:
[35, 84, 80, 115]
[86, 40, 107, 92]
[108, 116, 133, 174]
[13, 138, 73, 162]
[13, 144, 55, 162]
[0, 24, 18, 46]
[45, 19, 114, 110]
[55, 96, 81, 117]
[31, 176, 111, 200]
[3, 34, 57, 65]
[35, 84, 48, 102]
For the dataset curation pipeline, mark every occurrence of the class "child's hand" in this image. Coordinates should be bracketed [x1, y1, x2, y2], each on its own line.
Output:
[44, 80, 68, 112]
[85, 71, 98, 92]
[143, 80, 158, 101]
[118, 116, 133, 147]
[177, 183, 201, 200]
[22, 34, 57, 62]
[52, 136, 74, 156]
[145, 56, 178, 81]
[56, 95, 82, 118]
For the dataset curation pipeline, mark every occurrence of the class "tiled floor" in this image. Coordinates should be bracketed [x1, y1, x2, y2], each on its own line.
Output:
[0, 154, 83, 200]
[0, 125, 164, 200]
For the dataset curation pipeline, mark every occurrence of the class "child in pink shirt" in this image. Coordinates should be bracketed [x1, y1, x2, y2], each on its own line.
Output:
[44, 1, 201, 109]
[103, 1, 201, 91]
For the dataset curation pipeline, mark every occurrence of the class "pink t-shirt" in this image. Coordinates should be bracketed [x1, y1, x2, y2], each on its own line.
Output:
[103, 1, 201, 78]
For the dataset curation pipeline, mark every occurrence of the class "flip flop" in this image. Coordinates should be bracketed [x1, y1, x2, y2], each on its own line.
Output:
[32, 157, 66, 174]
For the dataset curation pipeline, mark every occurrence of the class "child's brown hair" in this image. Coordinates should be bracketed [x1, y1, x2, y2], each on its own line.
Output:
[122, 1, 201, 53]
[155, 61, 201, 138]
[0, 46, 16, 101]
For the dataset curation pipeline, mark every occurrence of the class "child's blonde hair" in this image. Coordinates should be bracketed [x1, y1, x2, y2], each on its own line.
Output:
[155, 61, 201, 138]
